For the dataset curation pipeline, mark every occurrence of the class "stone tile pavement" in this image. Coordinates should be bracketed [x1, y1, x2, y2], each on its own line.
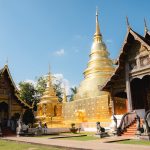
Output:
[2, 136, 150, 150]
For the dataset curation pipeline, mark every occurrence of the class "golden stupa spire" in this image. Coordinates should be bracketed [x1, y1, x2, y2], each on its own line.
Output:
[74, 9, 114, 99]
[48, 64, 52, 89]
[94, 8, 102, 42]
[45, 64, 56, 97]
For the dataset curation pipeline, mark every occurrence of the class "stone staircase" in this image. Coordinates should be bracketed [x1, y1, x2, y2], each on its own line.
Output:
[121, 119, 143, 136]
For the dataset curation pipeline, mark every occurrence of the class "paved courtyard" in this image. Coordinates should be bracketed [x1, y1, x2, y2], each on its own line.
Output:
[2, 136, 150, 150]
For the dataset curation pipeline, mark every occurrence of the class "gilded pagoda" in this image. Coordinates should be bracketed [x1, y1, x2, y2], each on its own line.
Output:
[36, 72, 62, 127]
[62, 10, 115, 128]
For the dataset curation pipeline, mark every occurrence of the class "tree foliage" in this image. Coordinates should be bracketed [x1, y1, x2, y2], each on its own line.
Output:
[19, 81, 38, 105]
[22, 109, 35, 125]
[53, 79, 63, 102]
[18, 75, 64, 107]
[35, 76, 47, 97]
[70, 86, 77, 101]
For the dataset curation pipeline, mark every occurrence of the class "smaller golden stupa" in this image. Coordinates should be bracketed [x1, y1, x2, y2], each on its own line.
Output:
[36, 71, 62, 127]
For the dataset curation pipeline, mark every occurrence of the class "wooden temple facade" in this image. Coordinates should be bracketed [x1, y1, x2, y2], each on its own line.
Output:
[102, 24, 150, 118]
[0, 65, 31, 127]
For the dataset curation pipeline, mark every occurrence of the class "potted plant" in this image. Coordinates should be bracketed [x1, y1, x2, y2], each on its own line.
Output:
[70, 123, 78, 133]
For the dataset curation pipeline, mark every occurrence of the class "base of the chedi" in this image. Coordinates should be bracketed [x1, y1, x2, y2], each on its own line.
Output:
[36, 72, 63, 128]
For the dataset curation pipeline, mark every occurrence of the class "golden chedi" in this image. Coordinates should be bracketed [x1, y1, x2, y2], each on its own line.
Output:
[36, 72, 62, 128]
[63, 10, 114, 129]
[75, 10, 114, 99]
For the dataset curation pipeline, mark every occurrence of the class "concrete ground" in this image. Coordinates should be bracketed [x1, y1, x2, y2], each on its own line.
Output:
[2, 136, 150, 150]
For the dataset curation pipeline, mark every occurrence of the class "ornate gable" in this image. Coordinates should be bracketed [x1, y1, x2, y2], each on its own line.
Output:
[0, 65, 32, 109]
[102, 27, 150, 92]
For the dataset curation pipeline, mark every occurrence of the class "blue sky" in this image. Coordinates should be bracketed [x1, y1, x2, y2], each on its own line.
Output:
[0, 0, 149, 87]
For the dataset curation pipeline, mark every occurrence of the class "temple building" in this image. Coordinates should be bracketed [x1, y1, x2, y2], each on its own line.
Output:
[36, 72, 63, 127]
[62, 11, 115, 128]
[102, 20, 150, 118]
[0, 65, 31, 129]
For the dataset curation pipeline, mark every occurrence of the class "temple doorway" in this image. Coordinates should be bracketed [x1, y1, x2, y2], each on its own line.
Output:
[131, 75, 150, 112]
[0, 102, 8, 127]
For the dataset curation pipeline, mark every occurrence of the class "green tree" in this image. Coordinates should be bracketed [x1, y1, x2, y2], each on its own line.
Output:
[22, 109, 35, 125]
[35, 76, 47, 97]
[70, 86, 77, 101]
[19, 81, 38, 105]
[53, 79, 63, 102]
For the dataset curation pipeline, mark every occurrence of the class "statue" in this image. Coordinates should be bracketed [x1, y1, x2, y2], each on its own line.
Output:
[96, 121, 106, 138]
[142, 112, 150, 135]
[16, 118, 22, 136]
[113, 115, 117, 131]
[146, 112, 150, 131]
[96, 122, 101, 134]
[136, 114, 140, 131]
[142, 119, 149, 135]
[96, 122, 105, 134]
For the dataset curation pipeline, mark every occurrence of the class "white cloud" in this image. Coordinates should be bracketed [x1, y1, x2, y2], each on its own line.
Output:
[54, 49, 65, 56]
[24, 79, 36, 86]
[52, 73, 71, 95]
[17, 79, 36, 90]
[106, 39, 113, 44]
[17, 74, 72, 96]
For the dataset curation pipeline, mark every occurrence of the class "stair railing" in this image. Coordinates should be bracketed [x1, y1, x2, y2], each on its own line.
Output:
[117, 111, 136, 136]
[144, 110, 150, 133]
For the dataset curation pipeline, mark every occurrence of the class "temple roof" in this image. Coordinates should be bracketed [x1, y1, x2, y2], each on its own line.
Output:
[145, 31, 150, 44]
[101, 27, 150, 91]
[0, 65, 32, 108]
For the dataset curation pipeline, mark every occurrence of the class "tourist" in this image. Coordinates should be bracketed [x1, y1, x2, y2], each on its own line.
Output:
[37, 121, 42, 135]
[43, 123, 47, 134]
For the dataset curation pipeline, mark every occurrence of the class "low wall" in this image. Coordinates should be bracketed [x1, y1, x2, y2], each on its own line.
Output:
[28, 127, 70, 134]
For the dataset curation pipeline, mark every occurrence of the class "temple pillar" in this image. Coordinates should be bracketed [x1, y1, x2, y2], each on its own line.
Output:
[125, 62, 132, 111]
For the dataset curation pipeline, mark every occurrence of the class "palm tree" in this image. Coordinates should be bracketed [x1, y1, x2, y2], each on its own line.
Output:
[70, 87, 77, 101]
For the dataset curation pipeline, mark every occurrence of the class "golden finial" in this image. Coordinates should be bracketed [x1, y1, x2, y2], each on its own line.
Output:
[126, 16, 130, 29]
[48, 64, 51, 75]
[144, 18, 148, 34]
[48, 64, 52, 88]
[94, 7, 101, 41]
[96, 6, 98, 16]
[95, 7, 100, 34]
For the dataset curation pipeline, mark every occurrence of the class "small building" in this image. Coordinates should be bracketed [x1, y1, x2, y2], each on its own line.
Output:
[36, 72, 63, 127]
[102, 23, 150, 118]
[0, 65, 31, 129]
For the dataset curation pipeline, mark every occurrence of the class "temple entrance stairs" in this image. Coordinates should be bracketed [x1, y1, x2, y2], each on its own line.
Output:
[121, 119, 143, 136]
